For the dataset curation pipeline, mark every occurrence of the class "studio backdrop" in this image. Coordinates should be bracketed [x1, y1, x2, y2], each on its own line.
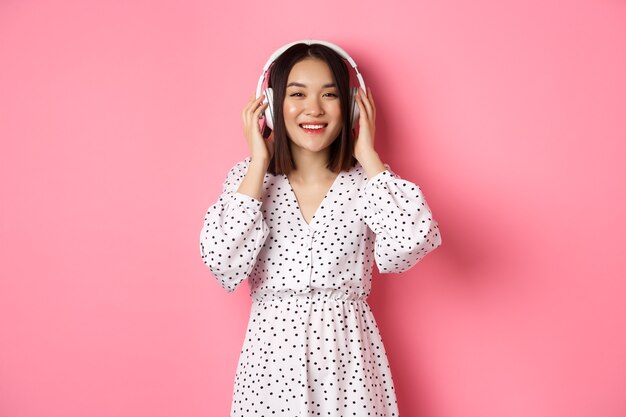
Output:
[1, 1, 625, 416]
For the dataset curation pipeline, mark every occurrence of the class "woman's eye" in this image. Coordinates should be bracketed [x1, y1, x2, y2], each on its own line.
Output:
[323, 92, 338, 98]
[289, 92, 304, 97]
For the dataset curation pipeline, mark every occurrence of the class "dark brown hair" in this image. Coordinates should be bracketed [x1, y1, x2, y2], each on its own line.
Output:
[264, 43, 356, 175]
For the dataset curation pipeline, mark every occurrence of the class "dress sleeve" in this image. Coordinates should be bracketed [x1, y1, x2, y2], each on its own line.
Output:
[360, 165, 442, 274]
[199, 158, 269, 292]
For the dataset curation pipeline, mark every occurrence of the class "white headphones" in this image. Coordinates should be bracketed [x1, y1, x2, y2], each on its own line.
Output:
[255, 40, 366, 130]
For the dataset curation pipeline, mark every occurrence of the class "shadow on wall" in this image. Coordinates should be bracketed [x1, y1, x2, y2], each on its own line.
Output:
[367, 192, 524, 416]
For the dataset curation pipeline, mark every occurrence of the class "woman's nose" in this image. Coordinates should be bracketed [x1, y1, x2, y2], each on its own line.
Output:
[304, 97, 324, 116]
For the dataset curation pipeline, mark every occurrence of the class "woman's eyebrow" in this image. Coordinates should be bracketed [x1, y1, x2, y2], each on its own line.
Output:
[286, 82, 337, 88]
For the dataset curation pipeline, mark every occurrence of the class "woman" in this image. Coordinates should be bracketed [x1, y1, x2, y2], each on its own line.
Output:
[200, 41, 442, 416]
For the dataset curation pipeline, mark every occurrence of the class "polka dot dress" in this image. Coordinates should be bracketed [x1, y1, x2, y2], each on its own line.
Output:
[200, 157, 442, 416]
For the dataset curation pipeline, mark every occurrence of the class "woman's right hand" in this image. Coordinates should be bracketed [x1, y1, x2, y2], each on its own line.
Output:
[242, 94, 274, 165]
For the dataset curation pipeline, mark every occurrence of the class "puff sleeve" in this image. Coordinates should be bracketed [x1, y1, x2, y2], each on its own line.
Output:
[200, 158, 269, 292]
[360, 166, 442, 273]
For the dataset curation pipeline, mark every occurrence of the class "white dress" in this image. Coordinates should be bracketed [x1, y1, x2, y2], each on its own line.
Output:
[200, 157, 442, 416]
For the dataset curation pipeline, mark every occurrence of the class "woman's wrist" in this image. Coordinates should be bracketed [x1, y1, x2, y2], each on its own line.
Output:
[237, 157, 268, 201]
[249, 155, 270, 171]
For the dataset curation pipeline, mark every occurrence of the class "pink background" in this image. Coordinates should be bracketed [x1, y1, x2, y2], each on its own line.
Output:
[1, 1, 625, 416]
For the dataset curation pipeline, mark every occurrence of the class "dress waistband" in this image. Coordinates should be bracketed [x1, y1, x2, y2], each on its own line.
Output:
[251, 288, 368, 303]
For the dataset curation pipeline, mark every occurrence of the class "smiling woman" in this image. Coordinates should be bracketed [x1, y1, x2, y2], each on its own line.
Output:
[200, 40, 442, 416]
[263, 42, 358, 177]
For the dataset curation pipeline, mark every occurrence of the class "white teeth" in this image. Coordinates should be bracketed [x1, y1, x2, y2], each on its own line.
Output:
[301, 124, 325, 129]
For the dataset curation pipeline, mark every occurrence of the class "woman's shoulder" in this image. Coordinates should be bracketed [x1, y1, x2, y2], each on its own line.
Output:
[221, 157, 251, 180]
[339, 160, 368, 187]
[227, 156, 266, 175]
[343, 160, 390, 180]
[233, 156, 252, 170]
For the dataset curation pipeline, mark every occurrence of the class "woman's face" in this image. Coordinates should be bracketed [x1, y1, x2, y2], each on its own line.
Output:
[283, 58, 343, 155]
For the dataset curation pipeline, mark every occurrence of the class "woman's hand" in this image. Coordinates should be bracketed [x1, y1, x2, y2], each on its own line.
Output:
[353, 87, 385, 178]
[242, 94, 274, 166]
[353, 87, 377, 162]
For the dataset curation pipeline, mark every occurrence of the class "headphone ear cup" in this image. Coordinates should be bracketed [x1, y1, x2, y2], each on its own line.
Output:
[263, 88, 275, 130]
[350, 87, 360, 128]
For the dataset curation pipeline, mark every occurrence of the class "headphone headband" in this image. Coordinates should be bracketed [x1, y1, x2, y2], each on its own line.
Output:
[255, 40, 366, 99]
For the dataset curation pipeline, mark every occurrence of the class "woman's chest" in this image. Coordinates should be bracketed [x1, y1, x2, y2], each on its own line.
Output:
[259, 172, 367, 238]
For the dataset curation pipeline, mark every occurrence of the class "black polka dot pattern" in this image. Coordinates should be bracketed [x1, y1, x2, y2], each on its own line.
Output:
[200, 157, 442, 416]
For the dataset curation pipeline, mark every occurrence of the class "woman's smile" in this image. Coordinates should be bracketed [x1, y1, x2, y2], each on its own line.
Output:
[299, 123, 328, 134]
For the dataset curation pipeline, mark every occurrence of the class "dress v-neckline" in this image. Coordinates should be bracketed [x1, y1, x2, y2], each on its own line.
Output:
[285, 171, 342, 228]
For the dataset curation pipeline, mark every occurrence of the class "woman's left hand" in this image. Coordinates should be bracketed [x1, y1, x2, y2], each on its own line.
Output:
[353, 87, 386, 179]
[353, 87, 377, 162]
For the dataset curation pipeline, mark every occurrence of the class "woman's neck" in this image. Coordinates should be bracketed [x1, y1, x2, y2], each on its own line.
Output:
[289, 147, 334, 183]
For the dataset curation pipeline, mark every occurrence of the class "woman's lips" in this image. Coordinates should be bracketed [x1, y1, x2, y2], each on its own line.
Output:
[299, 123, 328, 134]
